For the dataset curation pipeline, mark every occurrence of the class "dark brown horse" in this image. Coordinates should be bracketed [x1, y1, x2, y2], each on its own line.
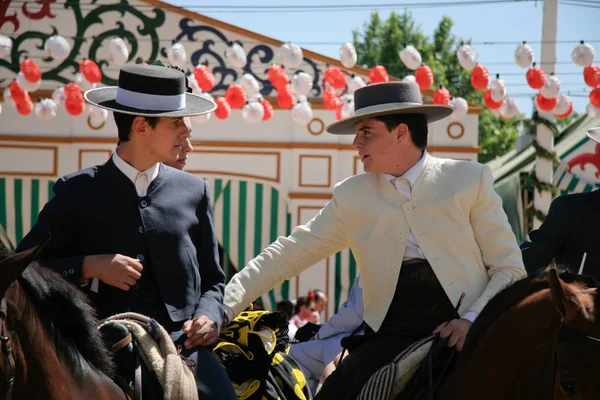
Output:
[439, 269, 600, 399]
[0, 243, 127, 399]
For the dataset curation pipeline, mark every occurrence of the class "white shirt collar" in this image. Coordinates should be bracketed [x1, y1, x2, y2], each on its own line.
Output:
[382, 150, 429, 188]
[112, 151, 160, 186]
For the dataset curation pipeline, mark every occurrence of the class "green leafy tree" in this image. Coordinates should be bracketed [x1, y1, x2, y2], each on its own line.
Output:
[353, 11, 520, 163]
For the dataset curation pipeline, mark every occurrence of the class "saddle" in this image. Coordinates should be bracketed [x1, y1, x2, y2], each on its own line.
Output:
[98, 313, 198, 400]
[357, 334, 458, 400]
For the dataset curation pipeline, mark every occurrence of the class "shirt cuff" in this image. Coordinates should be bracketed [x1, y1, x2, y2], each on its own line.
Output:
[462, 311, 478, 323]
[225, 305, 235, 323]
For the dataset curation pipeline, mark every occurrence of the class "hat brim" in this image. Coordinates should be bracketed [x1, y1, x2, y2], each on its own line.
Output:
[326, 104, 455, 135]
[84, 87, 216, 117]
[587, 127, 600, 144]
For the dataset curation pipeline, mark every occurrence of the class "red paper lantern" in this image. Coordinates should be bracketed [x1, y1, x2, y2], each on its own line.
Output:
[526, 64, 546, 90]
[323, 87, 340, 110]
[260, 99, 273, 121]
[335, 103, 343, 120]
[193, 65, 215, 92]
[584, 64, 600, 88]
[470, 64, 489, 91]
[225, 84, 247, 109]
[20, 59, 41, 83]
[64, 82, 82, 98]
[368, 66, 388, 84]
[536, 93, 558, 112]
[80, 60, 102, 84]
[590, 88, 600, 108]
[9, 80, 27, 103]
[415, 65, 434, 91]
[484, 89, 503, 110]
[324, 67, 346, 90]
[214, 97, 231, 120]
[432, 86, 450, 105]
[16, 99, 33, 115]
[276, 84, 295, 109]
[268, 65, 289, 90]
[65, 96, 85, 116]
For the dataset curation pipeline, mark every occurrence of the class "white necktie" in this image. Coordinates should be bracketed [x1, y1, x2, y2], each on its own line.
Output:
[135, 171, 148, 197]
[392, 177, 411, 202]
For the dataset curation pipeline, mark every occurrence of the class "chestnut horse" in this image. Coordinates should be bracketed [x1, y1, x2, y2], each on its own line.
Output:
[437, 269, 600, 399]
[0, 243, 127, 399]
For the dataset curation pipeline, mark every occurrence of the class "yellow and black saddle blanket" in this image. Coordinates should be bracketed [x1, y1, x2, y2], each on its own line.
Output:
[213, 310, 312, 400]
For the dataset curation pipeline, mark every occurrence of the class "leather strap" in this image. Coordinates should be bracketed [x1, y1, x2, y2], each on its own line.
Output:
[110, 333, 133, 354]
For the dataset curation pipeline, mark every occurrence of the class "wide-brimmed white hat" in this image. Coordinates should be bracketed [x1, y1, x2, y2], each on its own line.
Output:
[326, 81, 454, 135]
[84, 64, 216, 117]
[587, 127, 600, 143]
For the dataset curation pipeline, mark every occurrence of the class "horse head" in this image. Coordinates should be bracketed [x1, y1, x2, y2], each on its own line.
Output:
[549, 268, 600, 399]
[0, 235, 49, 299]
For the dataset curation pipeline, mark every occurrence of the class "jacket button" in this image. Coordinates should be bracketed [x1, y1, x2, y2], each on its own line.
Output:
[138, 226, 144, 233]
[140, 200, 148, 208]
[392, 263, 400, 270]
[398, 235, 405, 242]
[137, 254, 145, 262]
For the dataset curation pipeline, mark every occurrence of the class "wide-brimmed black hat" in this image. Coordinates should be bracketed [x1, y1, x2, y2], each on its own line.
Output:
[587, 127, 600, 143]
[326, 81, 454, 135]
[84, 64, 216, 117]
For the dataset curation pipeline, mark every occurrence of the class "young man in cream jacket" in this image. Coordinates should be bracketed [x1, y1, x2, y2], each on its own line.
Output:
[223, 81, 525, 399]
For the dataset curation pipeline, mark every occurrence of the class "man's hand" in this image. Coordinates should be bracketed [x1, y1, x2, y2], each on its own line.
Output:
[182, 315, 219, 349]
[433, 318, 472, 351]
[82, 254, 143, 291]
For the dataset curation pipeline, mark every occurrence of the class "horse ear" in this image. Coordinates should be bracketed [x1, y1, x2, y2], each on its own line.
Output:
[548, 268, 582, 323]
[0, 233, 51, 298]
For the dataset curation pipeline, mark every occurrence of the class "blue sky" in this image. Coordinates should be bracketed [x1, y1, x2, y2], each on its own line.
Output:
[171, 0, 598, 117]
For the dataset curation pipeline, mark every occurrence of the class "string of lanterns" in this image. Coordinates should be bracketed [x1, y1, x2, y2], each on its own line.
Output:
[0, 32, 598, 125]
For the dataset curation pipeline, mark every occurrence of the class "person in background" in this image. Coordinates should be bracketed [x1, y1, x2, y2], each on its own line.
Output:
[290, 276, 364, 395]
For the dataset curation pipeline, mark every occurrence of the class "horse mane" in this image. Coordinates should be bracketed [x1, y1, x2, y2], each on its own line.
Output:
[16, 262, 115, 379]
[460, 267, 598, 362]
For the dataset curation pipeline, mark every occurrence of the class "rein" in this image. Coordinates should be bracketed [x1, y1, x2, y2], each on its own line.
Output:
[0, 298, 14, 399]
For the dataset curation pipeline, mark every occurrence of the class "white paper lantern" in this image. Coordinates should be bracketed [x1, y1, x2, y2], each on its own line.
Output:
[239, 73, 260, 97]
[291, 72, 312, 97]
[109, 38, 129, 66]
[449, 97, 468, 120]
[242, 101, 264, 123]
[35, 98, 58, 120]
[89, 105, 108, 125]
[52, 86, 67, 106]
[514, 42, 534, 68]
[225, 42, 247, 69]
[339, 42, 357, 69]
[553, 93, 571, 116]
[499, 97, 519, 119]
[278, 42, 303, 69]
[490, 76, 507, 103]
[586, 103, 600, 118]
[340, 101, 355, 119]
[167, 43, 187, 69]
[292, 101, 313, 125]
[572, 41, 595, 67]
[17, 71, 40, 92]
[540, 74, 560, 99]
[187, 74, 202, 94]
[457, 44, 477, 71]
[3, 87, 15, 108]
[44, 35, 71, 61]
[347, 75, 366, 94]
[75, 72, 96, 92]
[399, 45, 422, 71]
[402, 75, 416, 83]
[0, 34, 12, 59]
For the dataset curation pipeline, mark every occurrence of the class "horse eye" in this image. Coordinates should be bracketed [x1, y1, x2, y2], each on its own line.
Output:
[560, 378, 576, 396]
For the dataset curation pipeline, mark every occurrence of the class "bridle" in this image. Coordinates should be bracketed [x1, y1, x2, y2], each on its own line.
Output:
[0, 297, 14, 399]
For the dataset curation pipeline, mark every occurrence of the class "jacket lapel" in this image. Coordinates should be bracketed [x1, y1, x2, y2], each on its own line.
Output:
[411, 155, 442, 205]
